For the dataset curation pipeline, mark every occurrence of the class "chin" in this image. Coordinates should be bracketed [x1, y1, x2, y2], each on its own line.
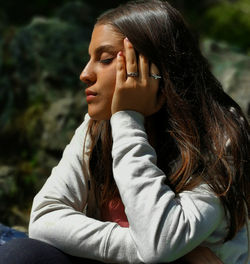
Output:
[88, 109, 111, 121]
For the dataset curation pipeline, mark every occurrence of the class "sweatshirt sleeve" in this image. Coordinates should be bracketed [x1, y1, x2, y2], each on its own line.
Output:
[110, 110, 225, 263]
[28, 113, 143, 263]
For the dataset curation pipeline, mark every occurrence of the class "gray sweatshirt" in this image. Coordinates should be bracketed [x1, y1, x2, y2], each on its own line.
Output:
[29, 110, 249, 263]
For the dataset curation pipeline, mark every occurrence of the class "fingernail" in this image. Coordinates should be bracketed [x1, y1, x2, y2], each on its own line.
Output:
[125, 37, 133, 47]
[118, 51, 123, 57]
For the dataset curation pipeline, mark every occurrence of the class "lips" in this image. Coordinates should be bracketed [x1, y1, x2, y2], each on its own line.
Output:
[85, 88, 97, 103]
[85, 89, 97, 96]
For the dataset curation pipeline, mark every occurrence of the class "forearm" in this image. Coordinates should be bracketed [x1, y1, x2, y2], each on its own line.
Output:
[111, 111, 224, 263]
[29, 191, 142, 263]
[29, 203, 114, 262]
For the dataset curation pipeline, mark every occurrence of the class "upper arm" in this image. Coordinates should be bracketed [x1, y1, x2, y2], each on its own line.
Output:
[30, 113, 90, 223]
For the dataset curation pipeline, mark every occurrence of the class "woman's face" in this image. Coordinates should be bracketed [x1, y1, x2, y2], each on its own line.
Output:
[80, 24, 124, 120]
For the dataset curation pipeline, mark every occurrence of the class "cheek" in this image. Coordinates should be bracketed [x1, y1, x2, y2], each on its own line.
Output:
[105, 65, 117, 95]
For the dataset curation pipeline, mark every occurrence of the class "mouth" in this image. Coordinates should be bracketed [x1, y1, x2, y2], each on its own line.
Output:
[85, 88, 98, 103]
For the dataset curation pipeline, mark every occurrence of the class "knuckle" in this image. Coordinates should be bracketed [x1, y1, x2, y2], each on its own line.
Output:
[140, 79, 148, 87]
[129, 80, 137, 89]
[117, 64, 124, 72]
[117, 82, 127, 90]
[129, 60, 137, 69]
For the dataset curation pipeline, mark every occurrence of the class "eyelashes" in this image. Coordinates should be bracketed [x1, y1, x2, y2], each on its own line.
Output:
[99, 58, 114, 65]
[84, 56, 115, 66]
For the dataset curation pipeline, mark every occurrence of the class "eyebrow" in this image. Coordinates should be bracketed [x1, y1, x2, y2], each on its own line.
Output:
[90, 45, 120, 57]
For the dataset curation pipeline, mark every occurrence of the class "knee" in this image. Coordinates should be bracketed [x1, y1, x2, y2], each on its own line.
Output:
[0, 238, 70, 264]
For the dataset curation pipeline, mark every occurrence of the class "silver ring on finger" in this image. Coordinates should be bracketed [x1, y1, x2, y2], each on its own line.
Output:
[150, 73, 162, 80]
[127, 72, 139, 78]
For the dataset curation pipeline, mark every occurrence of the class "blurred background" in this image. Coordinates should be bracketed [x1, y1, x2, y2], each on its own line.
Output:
[0, 0, 249, 233]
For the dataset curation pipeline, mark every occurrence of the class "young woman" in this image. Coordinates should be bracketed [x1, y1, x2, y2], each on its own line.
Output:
[0, 0, 249, 263]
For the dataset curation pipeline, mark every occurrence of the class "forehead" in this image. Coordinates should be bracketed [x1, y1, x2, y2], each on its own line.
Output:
[89, 24, 124, 54]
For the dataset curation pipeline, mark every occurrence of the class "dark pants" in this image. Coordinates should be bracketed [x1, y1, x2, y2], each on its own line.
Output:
[0, 238, 102, 264]
[0, 238, 188, 264]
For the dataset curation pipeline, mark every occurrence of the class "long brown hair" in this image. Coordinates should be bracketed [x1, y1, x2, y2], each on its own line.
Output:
[86, 0, 250, 241]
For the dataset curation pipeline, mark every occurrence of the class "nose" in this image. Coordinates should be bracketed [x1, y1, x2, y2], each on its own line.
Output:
[79, 62, 96, 86]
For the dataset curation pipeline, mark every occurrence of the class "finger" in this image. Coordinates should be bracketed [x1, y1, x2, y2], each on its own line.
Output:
[138, 54, 149, 81]
[150, 63, 164, 112]
[116, 51, 126, 86]
[124, 38, 138, 78]
[150, 63, 161, 90]
[150, 63, 161, 92]
[150, 63, 160, 77]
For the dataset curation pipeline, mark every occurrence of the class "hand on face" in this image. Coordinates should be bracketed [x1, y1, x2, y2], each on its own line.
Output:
[111, 38, 164, 116]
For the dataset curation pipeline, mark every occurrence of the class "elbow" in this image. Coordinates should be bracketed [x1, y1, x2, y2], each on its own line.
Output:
[135, 236, 183, 263]
[138, 252, 171, 263]
[28, 219, 41, 240]
[28, 213, 35, 237]
[28, 212, 48, 241]
[28, 219, 55, 247]
[136, 244, 174, 263]
[139, 251, 178, 263]
[28, 227, 37, 240]
[139, 254, 162, 264]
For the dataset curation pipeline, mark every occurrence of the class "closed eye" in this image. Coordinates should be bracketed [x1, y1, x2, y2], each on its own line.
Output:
[99, 58, 114, 65]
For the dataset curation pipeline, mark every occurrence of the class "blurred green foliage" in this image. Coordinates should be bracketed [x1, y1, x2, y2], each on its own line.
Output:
[1, 0, 250, 51]
[0, 3, 92, 226]
[0, 3, 91, 134]
[0, 0, 127, 26]
[202, 0, 250, 52]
